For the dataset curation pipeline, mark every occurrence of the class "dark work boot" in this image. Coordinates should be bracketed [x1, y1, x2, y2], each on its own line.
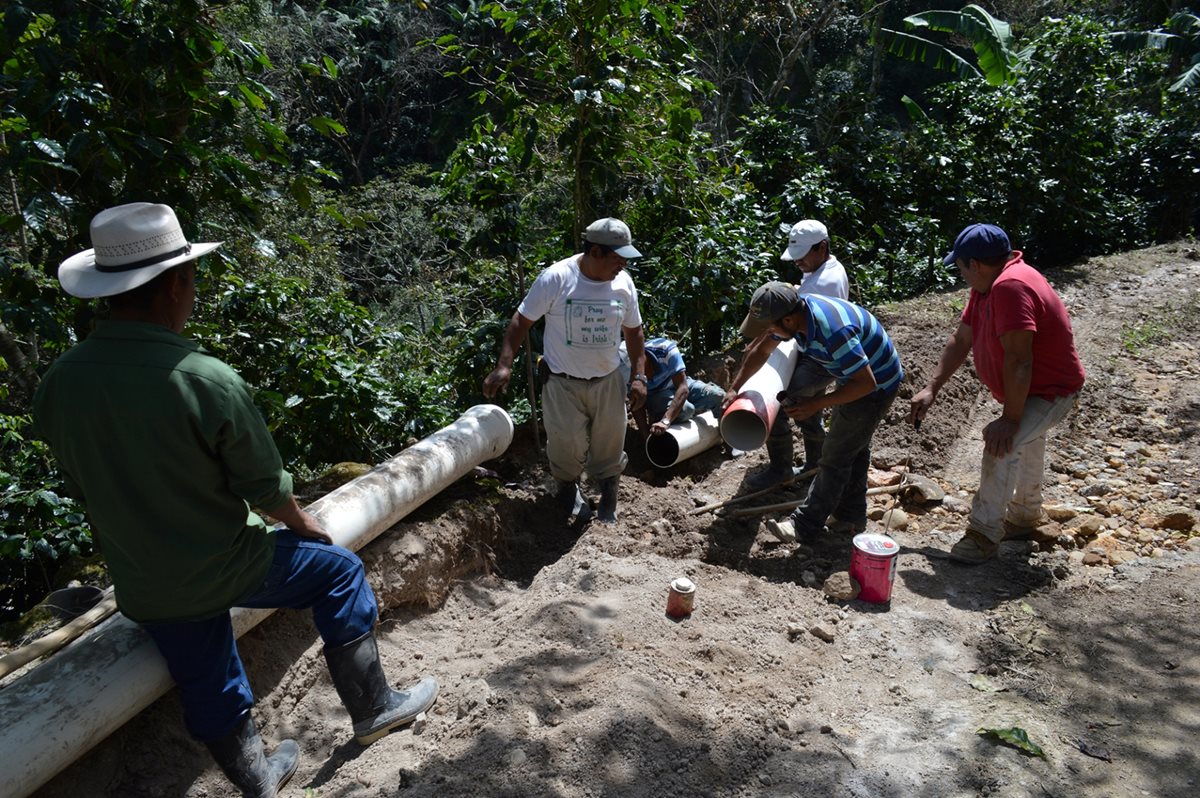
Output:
[324, 631, 440, 745]
[204, 714, 299, 798]
[747, 432, 799, 490]
[597, 476, 620, 523]
[555, 480, 593, 527]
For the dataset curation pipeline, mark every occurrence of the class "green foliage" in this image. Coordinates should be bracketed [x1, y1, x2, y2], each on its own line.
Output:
[244, 0, 459, 183]
[1108, 12, 1200, 92]
[637, 176, 779, 357]
[190, 266, 456, 467]
[0, 0, 293, 267]
[0, 413, 92, 620]
[882, 4, 1028, 87]
[977, 726, 1046, 757]
[881, 14, 1195, 266]
[733, 101, 954, 306]
[437, 0, 712, 234]
[1118, 294, 1197, 355]
[0, 256, 74, 406]
[1120, 317, 1171, 355]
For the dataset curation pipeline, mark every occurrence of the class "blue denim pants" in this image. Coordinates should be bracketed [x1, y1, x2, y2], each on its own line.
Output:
[788, 387, 897, 536]
[644, 377, 727, 424]
[143, 531, 378, 741]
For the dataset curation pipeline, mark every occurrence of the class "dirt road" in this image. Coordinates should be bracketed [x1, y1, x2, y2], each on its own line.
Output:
[30, 244, 1200, 798]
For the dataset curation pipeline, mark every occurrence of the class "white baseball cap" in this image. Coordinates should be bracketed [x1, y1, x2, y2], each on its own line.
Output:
[780, 219, 828, 261]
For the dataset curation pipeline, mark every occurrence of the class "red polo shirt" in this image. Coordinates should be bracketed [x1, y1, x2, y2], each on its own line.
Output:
[962, 252, 1085, 404]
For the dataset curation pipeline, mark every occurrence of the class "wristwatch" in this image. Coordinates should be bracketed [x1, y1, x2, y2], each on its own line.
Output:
[630, 374, 647, 386]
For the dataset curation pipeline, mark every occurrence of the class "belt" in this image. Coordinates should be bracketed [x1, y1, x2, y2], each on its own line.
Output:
[550, 370, 606, 382]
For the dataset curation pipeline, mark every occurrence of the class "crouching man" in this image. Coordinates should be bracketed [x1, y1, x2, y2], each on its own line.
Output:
[620, 336, 726, 439]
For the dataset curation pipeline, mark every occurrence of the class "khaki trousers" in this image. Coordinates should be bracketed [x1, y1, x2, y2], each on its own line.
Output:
[542, 369, 628, 482]
[969, 393, 1078, 543]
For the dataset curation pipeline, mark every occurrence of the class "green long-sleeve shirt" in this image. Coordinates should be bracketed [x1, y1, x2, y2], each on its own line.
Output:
[33, 320, 292, 623]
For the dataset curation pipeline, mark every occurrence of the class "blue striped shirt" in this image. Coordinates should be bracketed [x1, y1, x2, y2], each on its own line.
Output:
[644, 337, 685, 393]
[797, 295, 903, 394]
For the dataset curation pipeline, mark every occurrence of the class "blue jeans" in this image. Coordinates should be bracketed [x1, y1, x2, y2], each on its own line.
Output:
[788, 388, 897, 536]
[644, 378, 727, 424]
[143, 531, 377, 741]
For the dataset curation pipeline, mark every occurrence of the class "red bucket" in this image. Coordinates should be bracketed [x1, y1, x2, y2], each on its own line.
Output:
[849, 533, 900, 604]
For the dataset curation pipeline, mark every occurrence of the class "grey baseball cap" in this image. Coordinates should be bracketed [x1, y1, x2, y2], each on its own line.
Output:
[583, 217, 642, 259]
[739, 281, 801, 338]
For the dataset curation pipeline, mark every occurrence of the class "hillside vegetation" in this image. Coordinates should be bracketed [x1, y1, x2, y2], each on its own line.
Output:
[2, 0, 1198, 619]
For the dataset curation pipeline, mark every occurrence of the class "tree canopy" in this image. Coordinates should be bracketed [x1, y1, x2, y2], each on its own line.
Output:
[1, 0, 1197, 620]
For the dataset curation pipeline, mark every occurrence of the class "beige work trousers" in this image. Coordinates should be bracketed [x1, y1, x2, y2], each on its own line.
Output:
[542, 369, 628, 482]
[969, 393, 1078, 543]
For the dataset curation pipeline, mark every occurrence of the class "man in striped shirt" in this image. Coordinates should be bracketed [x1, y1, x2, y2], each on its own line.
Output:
[727, 220, 851, 490]
[736, 281, 904, 541]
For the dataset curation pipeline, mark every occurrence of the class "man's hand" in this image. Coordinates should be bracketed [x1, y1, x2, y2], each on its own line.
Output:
[482, 365, 512, 399]
[909, 386, 936, 428]
[271, 497, 333, 544]
[983, 416, 1019, 458]
[650, 419, 670, 436]
[721, 388, 740, 410]
[288, 509, 333, 544]
[782, 397, 821, 421]
[627, 379, 648, 412]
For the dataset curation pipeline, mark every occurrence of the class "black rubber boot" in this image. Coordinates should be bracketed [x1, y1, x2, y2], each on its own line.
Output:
[597, 476, 620, 523]
[204, 714, 299, 798]
[324, 631, 440, 745]
[555, 480, 593, 527]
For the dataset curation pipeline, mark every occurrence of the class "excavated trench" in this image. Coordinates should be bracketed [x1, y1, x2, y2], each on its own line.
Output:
[23, 246, 1200, 798]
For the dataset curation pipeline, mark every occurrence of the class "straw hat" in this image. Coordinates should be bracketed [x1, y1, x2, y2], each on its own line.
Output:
[58, 203, 221, 298]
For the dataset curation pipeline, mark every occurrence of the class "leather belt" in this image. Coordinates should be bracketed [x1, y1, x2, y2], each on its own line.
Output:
[550, 370, 605, 382]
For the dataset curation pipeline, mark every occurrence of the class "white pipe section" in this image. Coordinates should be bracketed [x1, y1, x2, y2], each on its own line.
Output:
[644, 411, 722, 468]
[719, 339, 799, 451]
[0, 404, 513, 798]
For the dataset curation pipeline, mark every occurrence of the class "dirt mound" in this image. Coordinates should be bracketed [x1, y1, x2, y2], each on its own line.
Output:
[29, 243, 1200, 798]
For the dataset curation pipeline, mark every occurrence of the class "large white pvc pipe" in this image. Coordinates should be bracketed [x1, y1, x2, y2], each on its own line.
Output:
[0, 404, 513, 798]
[644, 411, 722, 468]
[719, 339, 799, 451]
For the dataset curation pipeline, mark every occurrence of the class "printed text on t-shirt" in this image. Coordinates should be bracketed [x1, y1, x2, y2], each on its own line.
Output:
[565, 299, 625, 348]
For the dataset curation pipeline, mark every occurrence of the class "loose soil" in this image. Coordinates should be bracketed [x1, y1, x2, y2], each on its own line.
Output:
[22, 243, 1200, 798]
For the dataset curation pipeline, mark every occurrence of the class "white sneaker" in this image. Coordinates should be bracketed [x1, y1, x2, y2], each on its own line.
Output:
[765, 518, 796, 542]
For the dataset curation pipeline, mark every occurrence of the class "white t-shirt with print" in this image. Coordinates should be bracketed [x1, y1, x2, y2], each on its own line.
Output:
[798, 255, 849, 299]
[519, 254, 643, 379]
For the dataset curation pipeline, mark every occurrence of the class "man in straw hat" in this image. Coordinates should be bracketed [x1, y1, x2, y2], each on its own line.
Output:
[34, 203, 439, 797]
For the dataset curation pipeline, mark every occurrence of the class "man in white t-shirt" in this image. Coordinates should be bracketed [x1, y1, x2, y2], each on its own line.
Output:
[725, 219, 850, 491]
[483, 218, 648, 524]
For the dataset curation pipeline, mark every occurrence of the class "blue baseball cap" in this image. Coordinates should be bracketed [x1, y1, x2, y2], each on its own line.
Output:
[942, 223, 1011, 266]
